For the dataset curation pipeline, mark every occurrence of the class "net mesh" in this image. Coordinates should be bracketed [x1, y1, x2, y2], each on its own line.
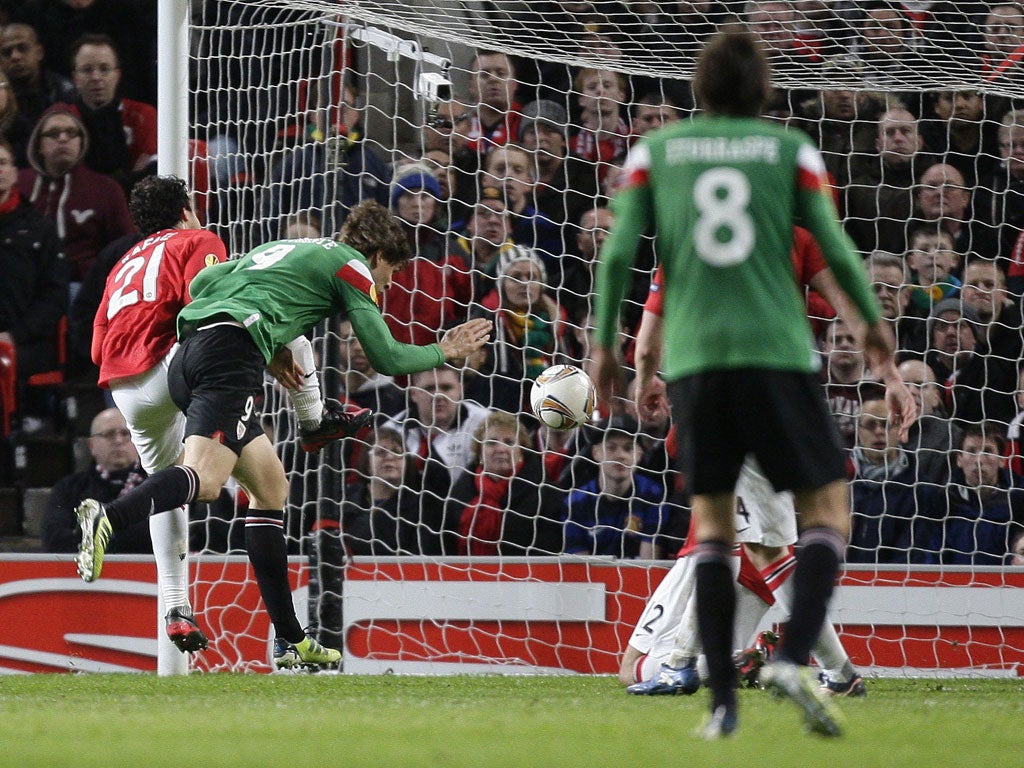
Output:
[185, 0, 1024, 675]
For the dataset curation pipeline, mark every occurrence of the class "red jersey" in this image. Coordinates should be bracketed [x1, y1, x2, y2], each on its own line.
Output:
[643, 225, 831, 321]
[93, 228, 227, 387]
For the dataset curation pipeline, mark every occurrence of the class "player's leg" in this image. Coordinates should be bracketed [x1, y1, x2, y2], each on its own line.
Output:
[692, 492, 739, 730]
[620, 558, 691, 684]
[731, 545, 778, 685]
[231, 436, 340, 669]
[112, 352, 208, 660]
[75, 329, 251, 582]
[766, 555, 865, 696]
[783, 481, 849, 669]
[623, 557, 701, 695]
[669, 372, 745, 737]
[745, 371, 847, 736]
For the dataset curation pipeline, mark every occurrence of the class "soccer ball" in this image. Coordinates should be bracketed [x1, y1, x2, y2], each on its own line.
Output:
[529, 365, 596, 430]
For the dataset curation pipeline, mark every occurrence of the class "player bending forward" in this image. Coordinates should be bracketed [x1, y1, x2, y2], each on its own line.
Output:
[91, 175, 368, 670]
[621, 456, 866, 698]
[79, 199, 492, 670]
[91, 176, 226, 670]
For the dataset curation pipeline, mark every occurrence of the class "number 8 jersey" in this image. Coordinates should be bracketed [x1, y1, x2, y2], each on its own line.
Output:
[93, 228, 227, 388]
[595, 116, 879, 380]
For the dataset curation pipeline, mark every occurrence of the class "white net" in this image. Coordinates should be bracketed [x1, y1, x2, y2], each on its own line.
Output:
[184, 0, 1024, 676]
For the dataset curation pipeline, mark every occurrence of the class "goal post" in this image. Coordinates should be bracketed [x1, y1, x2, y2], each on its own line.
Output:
[177, 0, 1024, 677]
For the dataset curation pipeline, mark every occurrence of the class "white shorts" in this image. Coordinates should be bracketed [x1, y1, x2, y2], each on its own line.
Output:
[734, 458, 797, 548]
[109, 345, 184, 476]
[627, 558, 694, 657]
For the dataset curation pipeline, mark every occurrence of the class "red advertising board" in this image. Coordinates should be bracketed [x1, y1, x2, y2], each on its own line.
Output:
[0, 555, 1021, 676]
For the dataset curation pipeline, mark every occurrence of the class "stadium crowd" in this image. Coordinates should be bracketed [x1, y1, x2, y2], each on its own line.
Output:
[3, 1, 1024, 583]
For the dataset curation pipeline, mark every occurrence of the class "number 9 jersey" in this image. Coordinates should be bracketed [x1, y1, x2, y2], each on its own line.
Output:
[92, 228, 228, 388]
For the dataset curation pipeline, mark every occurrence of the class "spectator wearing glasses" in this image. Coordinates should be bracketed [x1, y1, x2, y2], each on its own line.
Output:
[909, 163, 995, 260]
[42, 407, 151, 554]
[17, 103, 133, 285]
[69, 33, 156, 189]
[981, 2, 1024, 89]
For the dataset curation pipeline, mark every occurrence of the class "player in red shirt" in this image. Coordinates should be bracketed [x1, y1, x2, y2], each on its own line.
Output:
[93, 176, 227, 673]
[94, 177, 373, 673]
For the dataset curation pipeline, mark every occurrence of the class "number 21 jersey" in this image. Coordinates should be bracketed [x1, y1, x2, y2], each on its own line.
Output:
[93, 228, 227, 387]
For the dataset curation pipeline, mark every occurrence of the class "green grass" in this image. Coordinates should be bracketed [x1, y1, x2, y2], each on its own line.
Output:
[1, 674, 1021, 767]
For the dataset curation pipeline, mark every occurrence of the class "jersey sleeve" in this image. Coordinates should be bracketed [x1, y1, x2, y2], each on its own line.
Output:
[332, 253, 445, 375]
[794, 142, 879, 324]
[182, 230, 228, 300]
[595, 140, 655, 348]
[347, 305, 445, 376]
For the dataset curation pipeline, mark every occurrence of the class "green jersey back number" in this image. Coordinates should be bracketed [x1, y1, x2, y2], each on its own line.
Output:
[247, 243, 297, 270]
[693, 167, 754, 267]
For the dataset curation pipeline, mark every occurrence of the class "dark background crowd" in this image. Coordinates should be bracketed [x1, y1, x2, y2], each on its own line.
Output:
[3, 1, 1024, 594]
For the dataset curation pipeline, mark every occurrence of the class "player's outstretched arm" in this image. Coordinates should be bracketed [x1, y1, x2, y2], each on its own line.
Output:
[438, 318, 493, 362]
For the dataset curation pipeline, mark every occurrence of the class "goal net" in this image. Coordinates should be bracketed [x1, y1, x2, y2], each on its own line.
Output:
[184, 0, 1024, 677]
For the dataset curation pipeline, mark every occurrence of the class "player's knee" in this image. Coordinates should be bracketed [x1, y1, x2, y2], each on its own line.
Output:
[247, 474, 289, 510]
[195, 481, 224, 504]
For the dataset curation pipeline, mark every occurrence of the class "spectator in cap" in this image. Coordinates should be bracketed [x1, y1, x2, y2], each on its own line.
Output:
[518, 99, 599, 273]
[923, 297, 979, 407]
[445, 185, 517, 304]
[381, 164, 470, 346]
[466, 245, 563, 412]
[561, 414, 671, 559]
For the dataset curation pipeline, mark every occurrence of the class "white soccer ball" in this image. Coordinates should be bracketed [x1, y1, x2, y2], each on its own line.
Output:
[529, 364, 597, 430]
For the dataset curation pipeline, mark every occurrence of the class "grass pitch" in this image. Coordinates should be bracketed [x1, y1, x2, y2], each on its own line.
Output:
[2, 674, 1020, 768]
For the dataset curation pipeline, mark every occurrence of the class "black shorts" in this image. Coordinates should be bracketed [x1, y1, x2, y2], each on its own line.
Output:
[668, 368, 846, 496]
[168, 324, 266, 456]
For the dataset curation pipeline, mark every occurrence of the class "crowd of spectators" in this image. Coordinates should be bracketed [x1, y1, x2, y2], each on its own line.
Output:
[5, 1, 1024, 571]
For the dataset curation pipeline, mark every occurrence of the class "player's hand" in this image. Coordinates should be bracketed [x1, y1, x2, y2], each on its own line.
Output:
[884, 375, 918, 443]
[593, 345, 626, 413]
[439, 318, 492, 361]
[268, 346, 305, 391]
[635, 375, 669, 427]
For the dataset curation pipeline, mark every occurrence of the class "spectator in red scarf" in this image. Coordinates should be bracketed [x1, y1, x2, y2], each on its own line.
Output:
[450, 410, 563, 555]
[570, 67, 629, 185]
[981, 2, 1024, 87]
[465, 50, 521, 156]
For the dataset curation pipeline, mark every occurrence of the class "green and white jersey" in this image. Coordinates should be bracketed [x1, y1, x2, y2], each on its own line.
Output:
[594, 115, 879, 380]
[179, 238, 444, 375]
